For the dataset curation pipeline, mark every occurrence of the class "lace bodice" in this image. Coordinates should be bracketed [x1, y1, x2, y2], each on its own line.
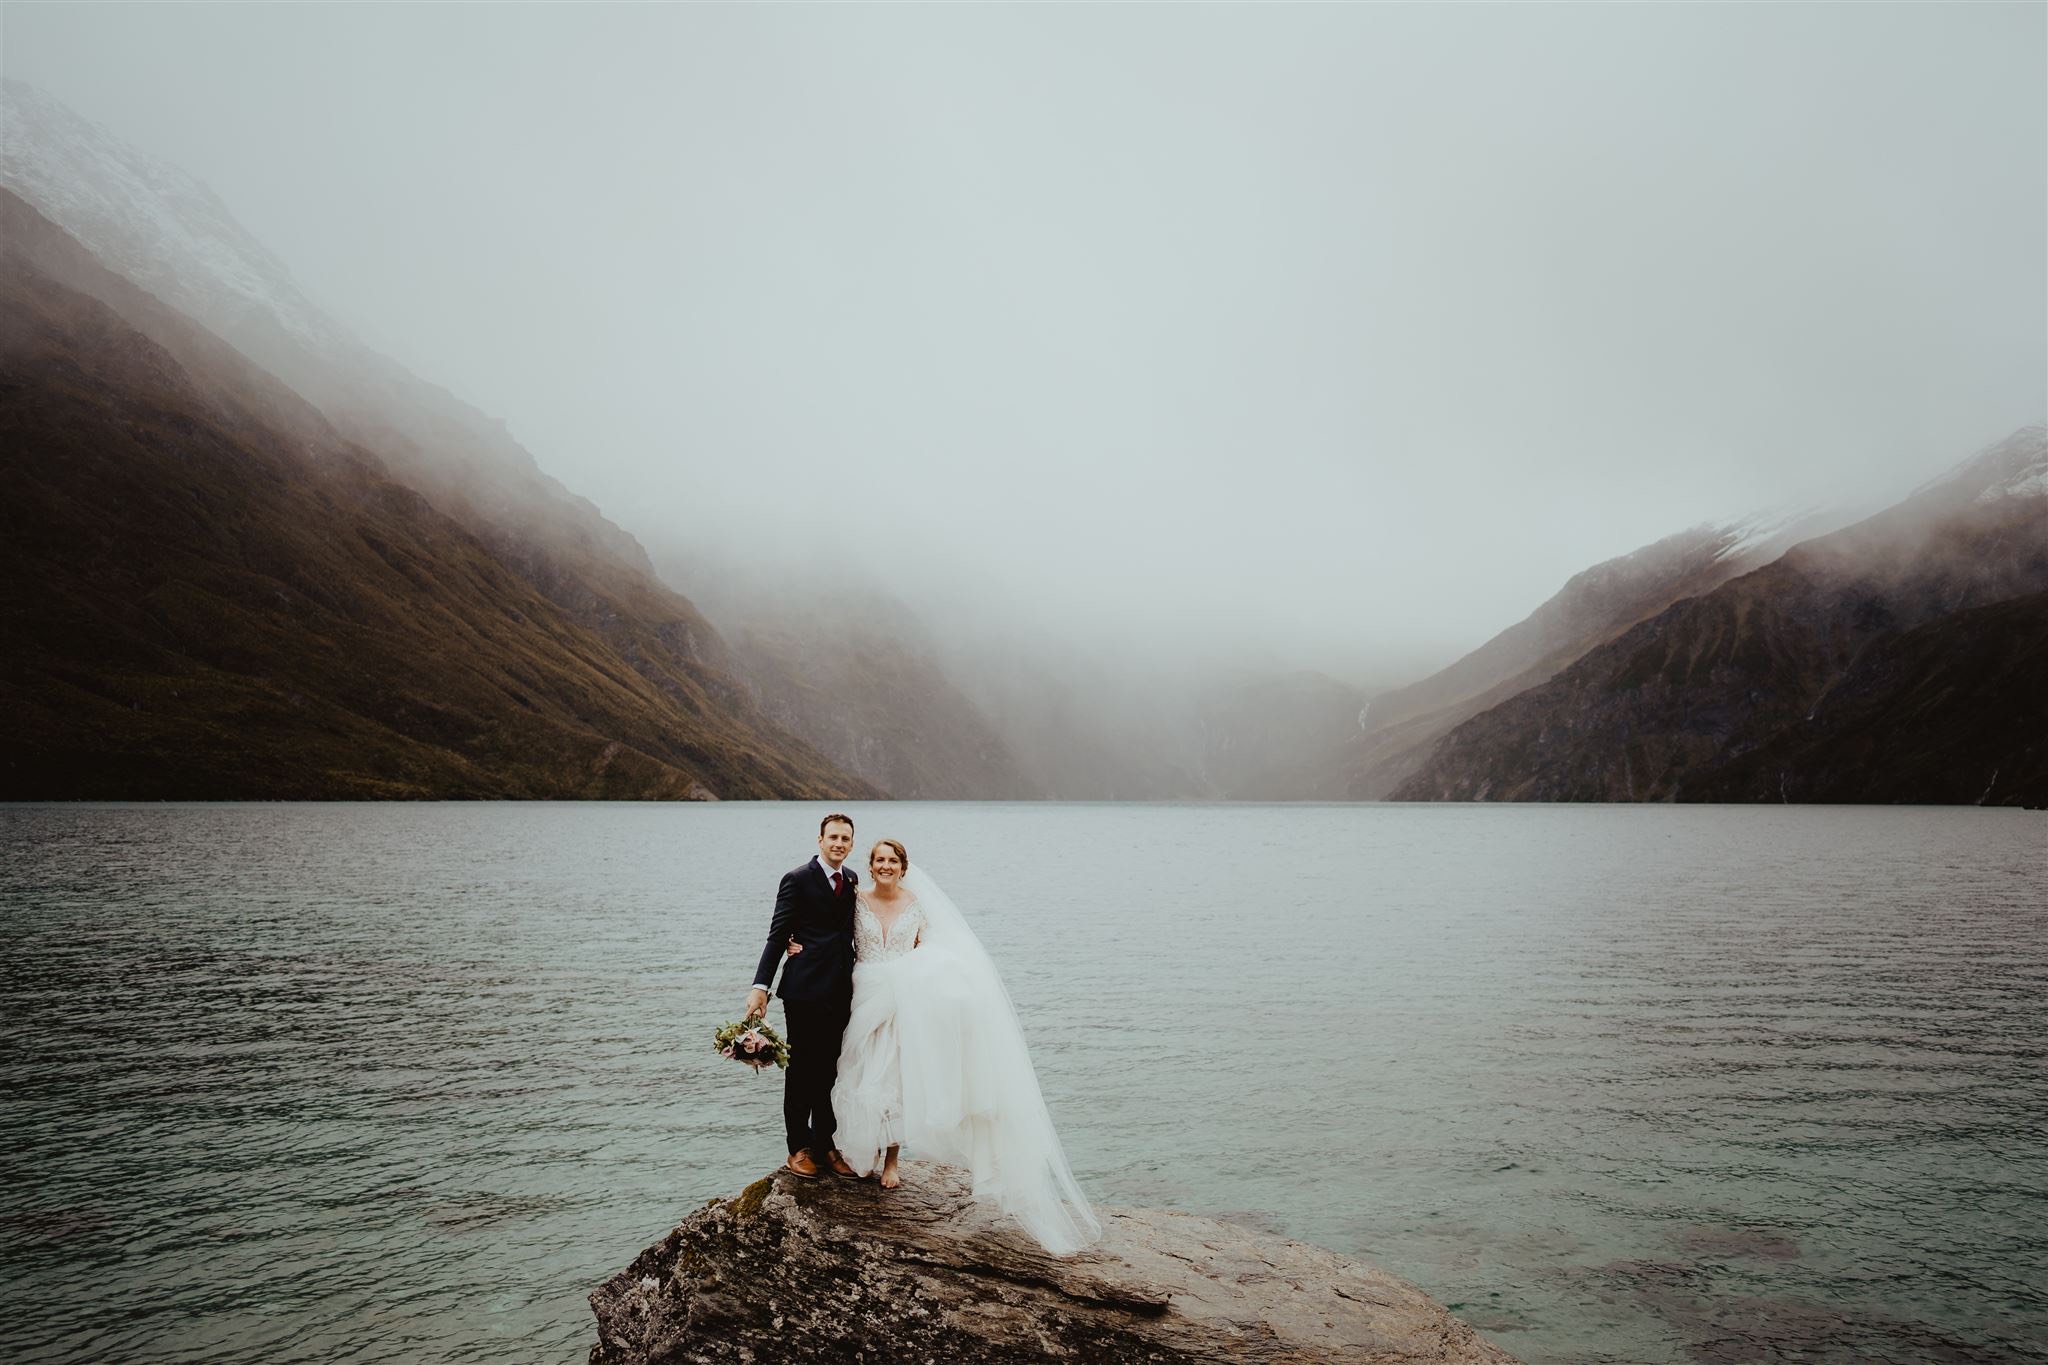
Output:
[853, 894, 925, 963]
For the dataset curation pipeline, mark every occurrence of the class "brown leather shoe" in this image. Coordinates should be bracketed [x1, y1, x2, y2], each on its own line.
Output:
[782, 1149, 820, 1180]
[825, 1149, 857, 1178]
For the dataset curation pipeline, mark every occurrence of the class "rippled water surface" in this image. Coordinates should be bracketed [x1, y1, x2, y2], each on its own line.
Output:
[3, 803, 2045, 1364]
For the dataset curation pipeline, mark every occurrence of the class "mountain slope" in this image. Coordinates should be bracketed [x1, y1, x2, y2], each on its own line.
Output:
[1195, 671, 1370, 800]
[1392, 428, 2048, 805]
[726, 619, 1042, 800]
[0, 80, 774, 768]
[663, 540, 1223, 801]
[927, 637, 1213, 800]
[673, 566, 1043, 801]
[1686, 588, 2048, 803]
[1319, 514, 1830, 799]
[0, 190, 869, 799]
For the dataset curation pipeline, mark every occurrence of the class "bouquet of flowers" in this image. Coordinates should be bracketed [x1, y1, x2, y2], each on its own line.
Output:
[714, 1014, 790, 1071]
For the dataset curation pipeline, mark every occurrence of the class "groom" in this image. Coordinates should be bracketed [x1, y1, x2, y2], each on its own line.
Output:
[744, 812, 859, 1179]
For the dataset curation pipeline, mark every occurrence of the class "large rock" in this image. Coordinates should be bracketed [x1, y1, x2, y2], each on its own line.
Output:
[589, 1163, 1520, 1364]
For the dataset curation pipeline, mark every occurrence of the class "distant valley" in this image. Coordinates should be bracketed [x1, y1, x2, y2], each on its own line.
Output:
[5, 79, 2041, 806]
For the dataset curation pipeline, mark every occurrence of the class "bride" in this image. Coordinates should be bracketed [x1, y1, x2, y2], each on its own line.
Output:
[787, 838, 1100, 1256]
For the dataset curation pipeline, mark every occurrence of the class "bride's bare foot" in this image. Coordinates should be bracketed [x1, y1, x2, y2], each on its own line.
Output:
[879, 1146, 901, 1190]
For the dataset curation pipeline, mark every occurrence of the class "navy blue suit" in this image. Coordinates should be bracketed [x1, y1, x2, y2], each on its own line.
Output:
[753, 858, 858, 1156]
[754, 859, 858, 1003]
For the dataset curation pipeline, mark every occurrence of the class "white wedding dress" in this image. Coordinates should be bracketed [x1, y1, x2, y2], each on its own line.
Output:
[830, 865, 1100, 1256]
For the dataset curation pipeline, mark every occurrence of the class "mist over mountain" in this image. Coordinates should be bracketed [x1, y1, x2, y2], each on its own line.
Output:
[662, 556, 1043, 800]
[2, 62, 2042, 807]
[668, 548, 1223, 800]
[13, 3, 2037, 682]
[0, 106, 866, 799]
[1193, 671, 1373, 800]
[1394, 430, 2048, 805]
[660, 423, 2046, 807]
[1313, 508, 1855, 800]
[0, 80, 711, 646]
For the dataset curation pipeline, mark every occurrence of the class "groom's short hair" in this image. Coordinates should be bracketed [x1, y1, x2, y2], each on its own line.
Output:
[820, 812, 855, 835]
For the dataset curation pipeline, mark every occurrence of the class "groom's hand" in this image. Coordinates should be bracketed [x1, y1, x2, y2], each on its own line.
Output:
[745, 987, 769, 1020]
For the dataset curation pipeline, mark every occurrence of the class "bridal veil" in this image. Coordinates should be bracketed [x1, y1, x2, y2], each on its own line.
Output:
[834, 864, 1101, 1256]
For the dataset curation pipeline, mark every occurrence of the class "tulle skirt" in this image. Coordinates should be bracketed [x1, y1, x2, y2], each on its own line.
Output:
[830, 944, 1098, 1254]
[832, 943, 986, 1171]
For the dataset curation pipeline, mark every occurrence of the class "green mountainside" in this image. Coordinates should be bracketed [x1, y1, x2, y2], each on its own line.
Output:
[0, 190, 870, 800]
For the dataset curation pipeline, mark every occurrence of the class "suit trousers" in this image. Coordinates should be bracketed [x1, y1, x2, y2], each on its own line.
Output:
[782, 990, 852, 1157]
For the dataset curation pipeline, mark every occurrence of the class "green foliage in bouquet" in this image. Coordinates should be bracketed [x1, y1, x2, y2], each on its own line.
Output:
[714, 1016, 791, 1070]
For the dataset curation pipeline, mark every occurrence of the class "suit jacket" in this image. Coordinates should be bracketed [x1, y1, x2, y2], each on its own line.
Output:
[753, 859, 858, 1003]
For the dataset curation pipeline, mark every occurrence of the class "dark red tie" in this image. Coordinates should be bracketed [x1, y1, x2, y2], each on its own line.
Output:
[830, 870, 843, 895]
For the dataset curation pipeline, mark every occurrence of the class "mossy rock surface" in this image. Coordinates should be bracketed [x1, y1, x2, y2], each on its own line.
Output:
[728, 1177, 773, 1221]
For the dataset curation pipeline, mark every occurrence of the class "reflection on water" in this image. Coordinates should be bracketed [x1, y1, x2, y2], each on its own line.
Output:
[2, 802, 2044, 1364]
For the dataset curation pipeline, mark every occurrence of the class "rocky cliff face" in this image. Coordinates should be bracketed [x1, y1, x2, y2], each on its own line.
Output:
[1392, 429, 2048, 805]
[589, 1164, 1519, 1364]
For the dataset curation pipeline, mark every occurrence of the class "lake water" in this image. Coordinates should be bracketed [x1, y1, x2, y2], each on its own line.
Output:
[2, 802, 2044, 1364]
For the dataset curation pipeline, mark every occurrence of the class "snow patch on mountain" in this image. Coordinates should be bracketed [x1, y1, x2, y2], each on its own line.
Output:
[0, 79, 564, 490]
[1983, 465, 2048, 501]
[1973, 431, 2048, 503]
[0, 78, 356, 356]
[1908, 424, 2048, 507]
[1712, 507, 1822, 565]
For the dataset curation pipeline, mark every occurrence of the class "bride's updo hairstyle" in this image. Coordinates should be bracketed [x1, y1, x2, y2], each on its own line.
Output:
[869, 839, 909, 872]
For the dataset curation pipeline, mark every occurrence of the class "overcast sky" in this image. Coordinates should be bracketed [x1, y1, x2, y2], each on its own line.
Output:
[7, 4, 2043, 681]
